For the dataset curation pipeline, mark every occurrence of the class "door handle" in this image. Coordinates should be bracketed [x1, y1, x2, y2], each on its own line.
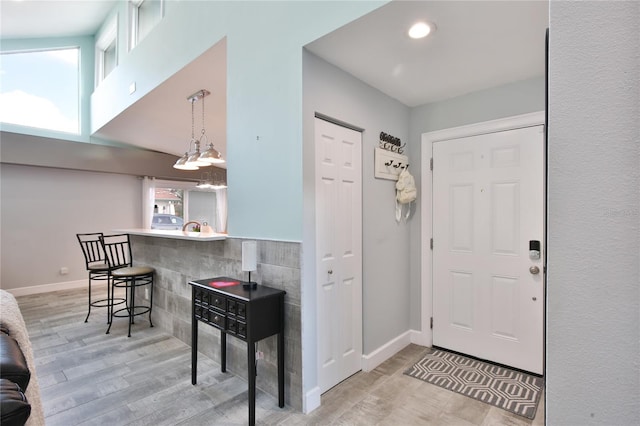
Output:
[529, 266, 540, 275]
[328, 269, 333, 275]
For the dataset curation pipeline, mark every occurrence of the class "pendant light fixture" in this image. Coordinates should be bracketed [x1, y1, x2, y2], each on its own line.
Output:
[198, 91, 225, 164]
[173, 106, 198, 169]
[196, 171, 227, 189]
[173, 89, 225, 170]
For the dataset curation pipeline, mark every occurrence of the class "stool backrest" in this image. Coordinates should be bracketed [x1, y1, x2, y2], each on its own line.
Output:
[76, 233, 105, 269]
[99, 234, 134, 270]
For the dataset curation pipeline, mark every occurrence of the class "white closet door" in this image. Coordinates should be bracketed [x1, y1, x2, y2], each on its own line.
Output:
[315, 117, 363, 392]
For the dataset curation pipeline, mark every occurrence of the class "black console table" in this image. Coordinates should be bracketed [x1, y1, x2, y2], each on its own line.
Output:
[189, 277, 286, 425]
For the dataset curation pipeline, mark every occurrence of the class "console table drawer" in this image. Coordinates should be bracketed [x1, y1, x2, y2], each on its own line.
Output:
[195, 304, 204, 319]
[227, 299, 247, 319]
[237, 321, 247, 338]
[195, 288, 226, 310]
[204, 309, 226, 329]
[194, 288, 206, 304]
[210, 295, 226, 311]
[226, 317, 247, 338]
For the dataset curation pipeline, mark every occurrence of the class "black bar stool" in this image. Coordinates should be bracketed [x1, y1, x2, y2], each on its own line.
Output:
[99, 234, 155, 337]
[76, 233, 124, 324]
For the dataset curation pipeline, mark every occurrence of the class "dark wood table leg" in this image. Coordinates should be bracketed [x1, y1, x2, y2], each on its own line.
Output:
[191, 289, 198, 385]
[221, 331, 227, 373]
[278, 331, 284, 407]
[248, 341, 256, 426]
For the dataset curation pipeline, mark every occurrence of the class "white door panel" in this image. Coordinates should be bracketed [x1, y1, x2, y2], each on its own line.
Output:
[433, 125, 544, 374]
[315, 118, 362, 392]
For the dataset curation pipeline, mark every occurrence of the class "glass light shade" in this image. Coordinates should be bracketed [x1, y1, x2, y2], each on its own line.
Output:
[199, 143, 225, 164]
[173, 153, 199, 170]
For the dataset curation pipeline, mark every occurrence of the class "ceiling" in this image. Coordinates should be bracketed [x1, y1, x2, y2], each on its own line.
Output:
[0, 0, 116, 39]
[1, 0, 549, 156]
[93, 39, 228, 162]
[307, 1, 548, 107]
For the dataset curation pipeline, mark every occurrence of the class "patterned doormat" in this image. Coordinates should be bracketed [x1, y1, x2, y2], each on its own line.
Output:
[404, 349, 543, 419]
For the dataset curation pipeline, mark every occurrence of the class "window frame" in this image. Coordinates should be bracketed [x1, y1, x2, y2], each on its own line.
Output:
[153, 179, 217, 226]
[0, 45, 81, 135]
[0, 36, 94, 142]
[95, 14, 118, 86]
[128, 0, 164, 51]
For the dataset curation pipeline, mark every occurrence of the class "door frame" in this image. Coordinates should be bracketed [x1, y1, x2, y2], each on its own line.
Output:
[420, 111, 545, 346]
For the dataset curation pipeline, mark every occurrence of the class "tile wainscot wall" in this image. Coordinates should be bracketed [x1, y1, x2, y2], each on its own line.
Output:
[130, 235, 302, 411]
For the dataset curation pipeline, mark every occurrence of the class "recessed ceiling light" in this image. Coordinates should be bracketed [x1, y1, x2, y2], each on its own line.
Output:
[408, 22, 435, 39]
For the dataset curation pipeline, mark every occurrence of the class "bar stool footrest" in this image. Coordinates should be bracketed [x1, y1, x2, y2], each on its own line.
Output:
[88, 297, 110, 308]
[112, 306, 152, 318]
[89, 297, 126, 308]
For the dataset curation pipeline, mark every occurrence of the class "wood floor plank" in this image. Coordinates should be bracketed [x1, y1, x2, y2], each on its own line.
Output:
[16, 287, 544, 425]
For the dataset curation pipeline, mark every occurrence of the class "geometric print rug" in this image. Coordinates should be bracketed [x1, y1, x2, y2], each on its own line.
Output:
[404, 349, 543, 419]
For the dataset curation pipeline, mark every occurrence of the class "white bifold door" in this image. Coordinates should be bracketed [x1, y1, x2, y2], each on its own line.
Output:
[315, 117, 363, 393]
[432, 125, 544, 374]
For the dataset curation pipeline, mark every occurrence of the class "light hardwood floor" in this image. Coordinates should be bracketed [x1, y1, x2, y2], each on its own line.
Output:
[17, 288, 544, 425]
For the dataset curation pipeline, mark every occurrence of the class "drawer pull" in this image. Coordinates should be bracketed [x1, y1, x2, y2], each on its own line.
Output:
[237, 303, 246, 318]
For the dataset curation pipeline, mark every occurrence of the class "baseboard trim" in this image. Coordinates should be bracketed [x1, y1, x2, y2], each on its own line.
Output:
[3, 279, 94, 297]
[362, 330, 412, 372]
[304, 386, 321, 414]
[410, 328, 431, 347]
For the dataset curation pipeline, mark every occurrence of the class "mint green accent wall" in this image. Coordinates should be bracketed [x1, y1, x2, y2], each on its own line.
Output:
[225, 1, 386, 240]
[0, 36, 95, 143]
[91, 1, 386, 241]
[90, 1, 231, 133]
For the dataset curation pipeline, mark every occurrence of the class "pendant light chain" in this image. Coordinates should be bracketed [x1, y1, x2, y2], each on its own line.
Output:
[201, 91, 206, 139]
[191, 99, 196, 141]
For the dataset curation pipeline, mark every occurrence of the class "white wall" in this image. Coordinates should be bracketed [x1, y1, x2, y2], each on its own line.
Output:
[302, 50, 410, 396]
[547, 1, 639, 424]
[0, 164, 141, 291]
[300, 53, 544, 412]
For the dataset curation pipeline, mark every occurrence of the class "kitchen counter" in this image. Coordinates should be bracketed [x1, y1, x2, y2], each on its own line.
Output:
[115, 228, 227, 241]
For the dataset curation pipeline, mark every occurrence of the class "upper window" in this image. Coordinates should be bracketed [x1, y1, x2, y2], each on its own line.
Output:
[0, 47, 80, 134]
[96, 15, 118, 85]
[129, 0, 164, 51]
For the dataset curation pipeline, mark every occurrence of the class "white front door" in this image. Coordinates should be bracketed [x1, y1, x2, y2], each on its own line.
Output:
[432, 124, 544, 374]
[315, 117, 363, 393]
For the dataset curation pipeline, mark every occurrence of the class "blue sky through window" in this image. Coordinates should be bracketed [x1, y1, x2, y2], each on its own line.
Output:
[0, 47, 79, 134]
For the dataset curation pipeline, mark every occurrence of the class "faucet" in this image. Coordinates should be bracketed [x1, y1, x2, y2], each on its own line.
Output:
[182, 221, 201, 232]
